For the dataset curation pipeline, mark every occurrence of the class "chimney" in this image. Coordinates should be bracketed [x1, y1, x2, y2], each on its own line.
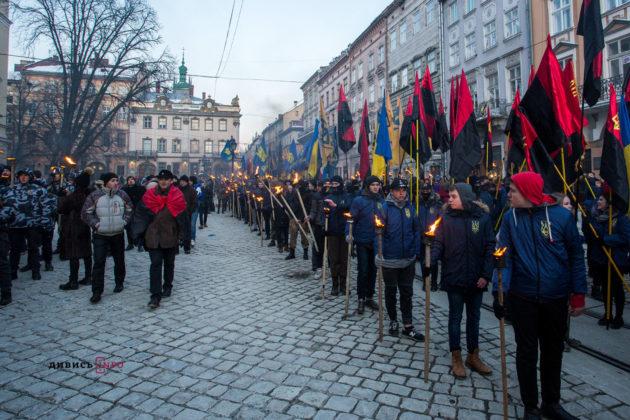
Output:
[156, 81, 161, 93]
[202, 92, 206, 100]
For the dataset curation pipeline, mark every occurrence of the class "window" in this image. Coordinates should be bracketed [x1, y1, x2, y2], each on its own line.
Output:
[191, 118, 199, 130]
[391, 73, 399, 92]
[368, 54, 374, 71]
[369, 83, 375, 104]
[448, 2, 458, 25]
[117, 165, 125, 177]
[116, 107, 128, 121]
[191, 139, 199, 154]
[552, 0, 572, 34]
[449, 42, 460, 67]
[464, 0, 475, 14]
[142, 138, 152, 154]
[504, 8, 520, 38]
[172, 139, 181, 153]
[158, 162, 167, 171]
[352, 96, 357, 113]
[608, 36, 630, 78]
[413, 10, 421, 34]
[401, 68, 409, 87]
[427, 51, 437, 73]
[158, 116, 167, 129]
[379, 45, 385, 64]
[326, 91, 329, 106]
[469, 81, 478, 107]
[608, 0, 630, 10]
[143, 116, 152, 129]
[508, 65, 521, 102]
[465, 33, 476, 60]
[486, 73, 499, 107]
[351, 68, 356, 84]
[483, 21, 497, 50]
[157, 138, 167, 153]
[205, 140, 213, 154]
[358, 62, 364, 79]
[379, 78, 385, 97]
[390, 29, 397, 51]
[116, 132, 126, 148]
[205, 118, 213, 131]
[427, 0, 436, 23]
[219, 119, 227, 131]
[400, 21, 407, 45]
[173, 117, 182, 130]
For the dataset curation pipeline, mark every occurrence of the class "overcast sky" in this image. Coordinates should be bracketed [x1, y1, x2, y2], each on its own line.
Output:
[9, 0, 391, 146]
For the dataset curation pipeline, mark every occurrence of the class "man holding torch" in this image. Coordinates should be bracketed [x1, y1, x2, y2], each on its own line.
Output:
[430, 183, 495, 379]
[493, 172, 586, 420]
[375, 178, 423, 341]
[324, 176, 351, 296]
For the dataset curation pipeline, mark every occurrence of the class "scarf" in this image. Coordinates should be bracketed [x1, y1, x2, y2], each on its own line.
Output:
[142, 186, 186, 217]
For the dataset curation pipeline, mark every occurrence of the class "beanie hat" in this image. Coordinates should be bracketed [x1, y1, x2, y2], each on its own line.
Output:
[179, 175, 189, 182]
[331, 175, 344, 185]
[75, 168, 94, 189]
[363, 175, 381, 189]
[511, 172, 555, 206]
[100, 172, 117, 185]
[454, 183, 476, 209]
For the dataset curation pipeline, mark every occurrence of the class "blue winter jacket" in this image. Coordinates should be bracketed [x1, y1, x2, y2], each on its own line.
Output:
[493, 204, 587, 300]
[583, 209, 630, 271]
[324, 189, 351, 236]
[417, 193, 442, 233]
[345, 191, 384, 246]
[375, 195, 421, 260]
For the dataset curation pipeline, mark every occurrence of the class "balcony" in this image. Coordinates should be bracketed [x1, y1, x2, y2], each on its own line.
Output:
[475, 98, 509, 119]
[578, 75, 624, 106]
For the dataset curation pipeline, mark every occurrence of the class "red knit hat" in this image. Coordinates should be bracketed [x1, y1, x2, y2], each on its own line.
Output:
[510, 172, 556, 206]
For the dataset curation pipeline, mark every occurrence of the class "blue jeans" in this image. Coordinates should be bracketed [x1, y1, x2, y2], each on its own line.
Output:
[191, 212, 198, 241]
[447, 290, 483, 352]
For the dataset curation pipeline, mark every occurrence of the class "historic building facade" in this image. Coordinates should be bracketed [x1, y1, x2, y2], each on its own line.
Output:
[0, 0, 9, 160]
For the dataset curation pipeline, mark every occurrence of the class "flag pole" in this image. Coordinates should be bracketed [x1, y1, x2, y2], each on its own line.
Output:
[606, 189, 613, 328]
[416, 121, 420, 215]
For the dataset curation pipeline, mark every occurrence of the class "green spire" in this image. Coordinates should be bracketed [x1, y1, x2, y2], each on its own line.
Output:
[174, 48, 190, 90]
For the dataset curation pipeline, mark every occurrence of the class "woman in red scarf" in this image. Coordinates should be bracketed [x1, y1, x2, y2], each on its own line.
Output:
[132, 170, 188, 309]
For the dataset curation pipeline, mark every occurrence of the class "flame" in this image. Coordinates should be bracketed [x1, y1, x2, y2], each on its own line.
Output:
[255, 166, 260, 175]
[293, 172, 300, 184]
[493, 247, 508, 258]
[323, 206, 331, 215]
[425, 217, 442, 237]
[256, 196, 263, 202]
[374, 215, 385, 229]
[273, 185, 283, 194]
[64, 156, 76, 166]
[343, 211, 352, 220]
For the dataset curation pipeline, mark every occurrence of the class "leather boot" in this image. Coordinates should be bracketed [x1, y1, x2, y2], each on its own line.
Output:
[465, 348, 492, 376]
[357, 298, 365, 314]
[285, 249, 296, 260]
[59, 279, 79, 291]
[331, 278, 339, 296]
[451, 350, 467, 379]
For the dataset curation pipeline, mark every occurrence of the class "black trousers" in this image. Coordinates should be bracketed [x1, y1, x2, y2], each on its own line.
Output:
[593, 262, 625, 319]
[125, 224, 134, 247]
[0, 232, 11, 292]
[91, 234, 125, 295]
[149, 247, 176, 299]
[383, 264, 415, 325]
[262, 210, 271, 238]
[208, 195, 215, 213]
[199, 204, 209, 226]
[40, 228, 53, 264]
[421, 244, 439, 286]
[69, 257, 92, 282]
[9, 228, 41, 275]
[510, 293, 568, 410]
[356, 243, 376, 299]
[312, 224, 324, 270]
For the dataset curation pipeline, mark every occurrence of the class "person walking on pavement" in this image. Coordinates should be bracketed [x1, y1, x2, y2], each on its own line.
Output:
[431, 183, 495, 379]
[58, 169, 94, 291]
[0, 202, 16, 306]
[308, 180, 325, 276]
[133, 170, 187, 309]
[324, 175, 351, 296]
[177, 175, 196, 253]
[347, 175, 383, 314]
[122, 176, 145, 251]
[493, 172, 586, 420]
[81, 172, 133, 304]
[375, 178, 423, 342]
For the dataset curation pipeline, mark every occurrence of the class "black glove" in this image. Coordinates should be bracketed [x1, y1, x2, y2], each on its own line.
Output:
[492, 293, 505, 320]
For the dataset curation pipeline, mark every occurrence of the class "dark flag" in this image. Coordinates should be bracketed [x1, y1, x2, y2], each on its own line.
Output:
[358, 100, 371, 180]
[421, 66, 438, 150]
[436, 97, 450, 152]
[484, 108, 493, 173]
[449, 71, 481, 182]
[528, 64, 535, 89]
[577, 0, 605, 107]
[562, 59, 587, 179]
[504, 90, 526, 174]
[400, 73, 431, 163]
[600, 85, 629, 213]
[449, 77, 457, 145]
[520, 36, 574, 163]
[400, 96, 414, 156]
[521, 114, 565, 193]
[337, 84, 355, 153]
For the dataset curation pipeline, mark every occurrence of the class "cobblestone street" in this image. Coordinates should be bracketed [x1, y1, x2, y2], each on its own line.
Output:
[1, 212, 629, 419]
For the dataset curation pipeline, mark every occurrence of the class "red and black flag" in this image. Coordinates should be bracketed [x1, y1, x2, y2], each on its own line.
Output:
[449, 76, 458, 144]
[400, 72, 432, 163]
[600, 85, 629, 213]
[521, 114, 565, 193]
[337, 84, 355, 153]
[528, 64, 535, 89]
[358, 100, 371, 180]
[421, 66, 438, 151]
[436, 97, 450, 152]
[577, 0, 605, 107]
[449, 71, 481, 182]
[520, 37, 575, 173]
[562, 59, 588, 177]
[504, 90, 526, 174]
[484, 108, 493, 173]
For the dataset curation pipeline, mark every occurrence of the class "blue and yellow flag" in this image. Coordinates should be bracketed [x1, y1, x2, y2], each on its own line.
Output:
[618, 93, 630, 213]
[302, 119, 321, 178]
[221, 138, 237, 161]
[372, 95, 392, 179]
[253, 137, 268, 173]
[283, 140, 298, 172]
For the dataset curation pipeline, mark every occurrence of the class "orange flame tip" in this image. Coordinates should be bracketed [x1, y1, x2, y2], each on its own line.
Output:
[343, 212, 352, 220]
[425, 216, 442, 237]
[493, 247, 508, 258]
[374, 215, 385, 228]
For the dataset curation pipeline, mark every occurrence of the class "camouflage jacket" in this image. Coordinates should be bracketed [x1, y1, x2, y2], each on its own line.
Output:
[1, 182, 57, 229]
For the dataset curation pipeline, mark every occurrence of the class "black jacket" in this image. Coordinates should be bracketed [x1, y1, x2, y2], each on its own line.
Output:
[431, 202, 495, 292]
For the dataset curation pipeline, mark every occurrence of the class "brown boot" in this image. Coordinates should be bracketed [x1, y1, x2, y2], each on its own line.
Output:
[451, 350, 467, 379]
[465, 348, 492, 376]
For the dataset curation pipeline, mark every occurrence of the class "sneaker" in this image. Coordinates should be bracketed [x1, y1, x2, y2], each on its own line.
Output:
[389, 321, 400, 337]
[113, 284, 124, 293]
[402, 326, 425, 342]
[312, 269, 322, 279]
[191, 240, 195, 247]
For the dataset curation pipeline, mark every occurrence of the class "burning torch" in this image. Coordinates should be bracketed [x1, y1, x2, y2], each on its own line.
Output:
[422, 216, 442, 382]
[493, 246, 509, 420]
[343, 211, 353, 320]
[374, 215, 385, 342]
[321, 205, 331, 300]
[255, 196, 264, 246]
[6, 157, 16, 187]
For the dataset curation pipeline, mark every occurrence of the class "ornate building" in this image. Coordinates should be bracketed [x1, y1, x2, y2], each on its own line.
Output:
[0, 0, 11, 160]
[128, 55, 241, 178]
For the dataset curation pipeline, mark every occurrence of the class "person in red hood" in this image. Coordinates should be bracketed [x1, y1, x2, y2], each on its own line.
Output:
[493, 172, 586, 420]
[132, 170, 188, 309]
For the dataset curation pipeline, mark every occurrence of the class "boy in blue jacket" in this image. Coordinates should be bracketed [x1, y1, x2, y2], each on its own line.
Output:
[493, 172, 586, 420]
[375, 178, 423, 341]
